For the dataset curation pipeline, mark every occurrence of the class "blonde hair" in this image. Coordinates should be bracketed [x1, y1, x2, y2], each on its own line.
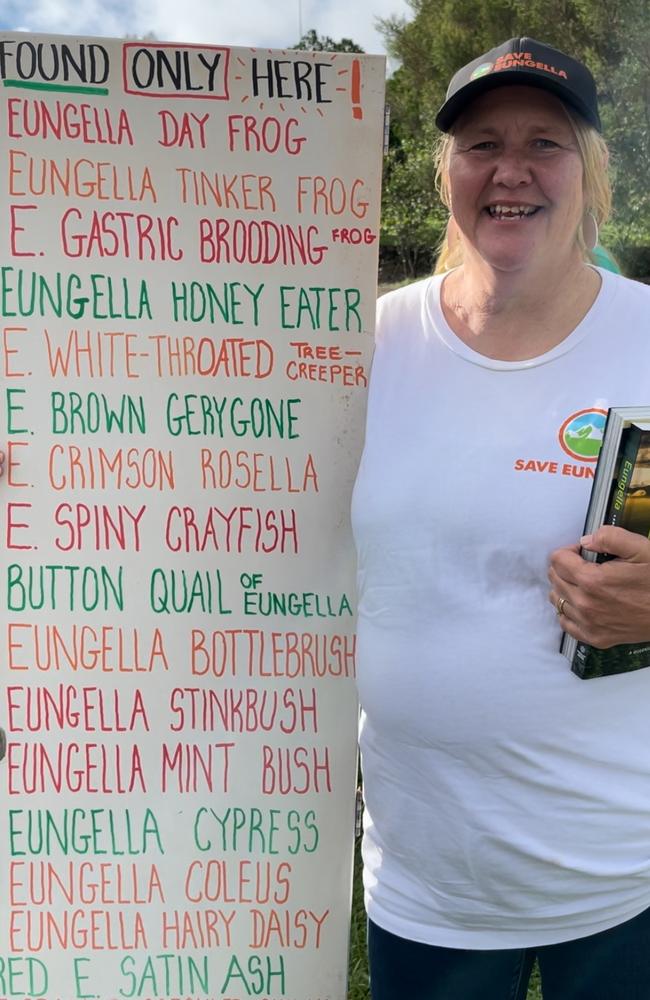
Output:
[433, 104, 612, 274]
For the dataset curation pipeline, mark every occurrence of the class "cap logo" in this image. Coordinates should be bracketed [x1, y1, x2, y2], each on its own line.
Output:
[470, 62, 494, 80]
[494, 52, 568, 79]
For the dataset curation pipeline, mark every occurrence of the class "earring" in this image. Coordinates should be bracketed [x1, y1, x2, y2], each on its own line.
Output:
[582, 212, 599, 251]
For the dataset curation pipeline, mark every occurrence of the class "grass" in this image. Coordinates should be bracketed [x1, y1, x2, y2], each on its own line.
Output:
[348, 843, 371, 1000]
[348, 840, 543, 999]
[377, 279, 414, 298]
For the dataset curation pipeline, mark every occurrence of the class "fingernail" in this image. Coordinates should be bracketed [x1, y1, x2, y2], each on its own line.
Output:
[581, 534, 594, 547]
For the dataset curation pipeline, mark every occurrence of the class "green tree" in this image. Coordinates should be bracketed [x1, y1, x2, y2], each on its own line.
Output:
[292, 29, 364, 53]
[381, 135, 446, 277]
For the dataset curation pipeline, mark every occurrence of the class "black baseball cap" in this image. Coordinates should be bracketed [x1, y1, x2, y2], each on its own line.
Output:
[435, 37, 601, 132]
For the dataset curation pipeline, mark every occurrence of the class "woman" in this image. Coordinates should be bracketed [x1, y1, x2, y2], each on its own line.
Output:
[352, 37, 650, 1000]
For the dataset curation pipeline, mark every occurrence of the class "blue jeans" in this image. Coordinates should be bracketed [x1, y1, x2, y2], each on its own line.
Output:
[368, 905, 650, 1000]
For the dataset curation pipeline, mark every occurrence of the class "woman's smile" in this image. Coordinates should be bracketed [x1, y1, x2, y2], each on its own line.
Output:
[484, 203, 542, 219]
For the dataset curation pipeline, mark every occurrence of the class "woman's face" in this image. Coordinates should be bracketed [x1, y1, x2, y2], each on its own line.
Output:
[448, 86, 585, 275]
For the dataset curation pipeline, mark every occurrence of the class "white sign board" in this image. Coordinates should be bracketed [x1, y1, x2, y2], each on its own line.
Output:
[0, 32, 385, 1000]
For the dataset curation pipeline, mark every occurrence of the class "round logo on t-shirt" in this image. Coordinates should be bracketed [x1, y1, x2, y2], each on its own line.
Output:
[558, 408, 607, 462]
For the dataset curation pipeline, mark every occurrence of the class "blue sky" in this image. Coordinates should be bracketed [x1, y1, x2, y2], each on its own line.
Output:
[0, 0, 412, 56]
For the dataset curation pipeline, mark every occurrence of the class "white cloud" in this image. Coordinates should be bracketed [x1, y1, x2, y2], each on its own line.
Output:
[4, 0, 412, 53]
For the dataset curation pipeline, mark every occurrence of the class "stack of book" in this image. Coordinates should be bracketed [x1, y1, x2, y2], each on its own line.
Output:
[562, 406, 650, 679]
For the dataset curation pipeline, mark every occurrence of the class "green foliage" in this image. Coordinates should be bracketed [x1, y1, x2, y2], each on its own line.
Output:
[381, 135, 447, 276]
[292, 28, 364, 53]
[378, 0, 650, 277]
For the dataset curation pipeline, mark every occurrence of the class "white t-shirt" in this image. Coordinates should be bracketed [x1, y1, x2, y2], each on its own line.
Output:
[352, 268, 650, 948]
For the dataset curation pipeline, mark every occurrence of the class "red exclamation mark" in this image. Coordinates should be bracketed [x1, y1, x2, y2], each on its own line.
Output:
[351, 59, 363, 120]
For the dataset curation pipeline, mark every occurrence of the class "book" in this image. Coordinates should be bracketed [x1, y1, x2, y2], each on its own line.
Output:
[562, 406, 650, 679]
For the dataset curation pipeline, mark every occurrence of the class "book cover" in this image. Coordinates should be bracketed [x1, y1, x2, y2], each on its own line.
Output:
[570, 420, 650, 679]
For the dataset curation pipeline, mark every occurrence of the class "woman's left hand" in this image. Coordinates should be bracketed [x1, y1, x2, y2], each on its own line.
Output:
[549, 526, 650, 648]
